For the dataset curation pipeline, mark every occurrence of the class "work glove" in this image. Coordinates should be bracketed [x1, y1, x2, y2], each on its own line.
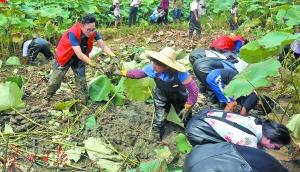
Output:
[179, 104, 192, 121]
[114, 69, 127, 77]
[224, 101, 237, 113]
[87, 59, 97, 67]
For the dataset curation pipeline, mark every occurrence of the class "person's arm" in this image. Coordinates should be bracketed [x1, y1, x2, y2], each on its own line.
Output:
[183, 76, 199, 107]
[123, 69, 147, 79]
[68, 32, 94, 66]
[193, 9, 199, 21]
[96, 39, 115, 57]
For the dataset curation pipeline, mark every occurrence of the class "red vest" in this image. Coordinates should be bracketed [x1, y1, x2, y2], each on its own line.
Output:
[56, 22, 96, 66]
[210, 36, 235, 52]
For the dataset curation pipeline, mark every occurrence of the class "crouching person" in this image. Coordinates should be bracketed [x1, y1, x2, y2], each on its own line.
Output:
[184, 142, 289, 172]
[22, 37, 54, 64]
[119, 47, 199, 140]
[185, 108, 291, 149]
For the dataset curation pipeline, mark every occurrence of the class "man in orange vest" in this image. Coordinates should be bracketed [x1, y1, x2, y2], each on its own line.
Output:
[210, 35, 246, 53]
[46, 14, 115, 105]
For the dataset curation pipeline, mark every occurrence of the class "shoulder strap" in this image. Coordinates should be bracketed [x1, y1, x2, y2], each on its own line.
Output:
[207, 112, 256, 136]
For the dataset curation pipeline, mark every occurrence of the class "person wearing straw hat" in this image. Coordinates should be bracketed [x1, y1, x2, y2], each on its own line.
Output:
[118, 47, 199, 140]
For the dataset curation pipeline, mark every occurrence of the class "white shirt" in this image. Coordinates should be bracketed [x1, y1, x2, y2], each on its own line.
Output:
[190, 1, 199, 11]
[130, 0, 140, 7]
[22, 40, 32, 57]
[113, 0, 120, 16]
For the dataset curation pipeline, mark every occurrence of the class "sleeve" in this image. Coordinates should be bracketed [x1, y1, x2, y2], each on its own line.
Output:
[126, 69, 147, 79]
[184, 79, 199, 105]
[68, 32, 80, 46]
[95, 31, 102, 41]
[142, 64, 156, 78]
[178, 71, 189, 83]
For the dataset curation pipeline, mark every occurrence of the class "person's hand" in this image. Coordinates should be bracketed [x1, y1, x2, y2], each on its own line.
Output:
[114, 69, 127, 77]
[87, 59, 97, 67]
[179, 104, 192, 121]
[224, 101, 237, 112]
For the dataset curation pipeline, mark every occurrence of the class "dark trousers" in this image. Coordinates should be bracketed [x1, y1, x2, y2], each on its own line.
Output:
[189, 12, 201, 39]
[229, 15, 238, 30]
[128, 7, 138, 27]
[162, 9, 169, 24]
[47, 57, 88, 104]
[28, 38, 53, 64]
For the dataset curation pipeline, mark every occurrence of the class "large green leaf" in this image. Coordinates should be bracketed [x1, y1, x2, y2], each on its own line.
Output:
[240, 32, 300, 63]
[112, 77, 126, 106]
[84, 137, 122, 172]
[88, 75, 112, 102]
[66, 147, 84, 163]
[224, 59, 281, 98]
[139, 159, 166, 172]
[0, 14, 8, 26]
[276, 5, 300, 27]
[5, 76, 25, 89]
[287, 114, 300, 138]
[124, 78, 155, 101]
[0, 82, 25, 112]
[5, 56, 21, 66]
[175, 133, 192, 154]
[85, 115, 97, 130]
[213, 0, 234, 13]
[167, 105, 184, 128]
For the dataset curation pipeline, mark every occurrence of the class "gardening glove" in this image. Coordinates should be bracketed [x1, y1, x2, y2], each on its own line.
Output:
[179, 104, 192, 121]
[224, 101, 237, 113]
[87, 59, 97, 67]
[114, 69, 127, 77]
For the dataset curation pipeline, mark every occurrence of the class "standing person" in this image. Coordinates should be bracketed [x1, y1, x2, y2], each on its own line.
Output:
[118, 47, 199, 140]
[128, 0, 140, 27]
[22, 37, 54, 64]
[229, 1, 239, 30]
[112, 0, 121, 28]
[185, 108, 291, 149]
[160, 0, 169, 25]
[189, 0, 201, 40]
[46, 14, 115, 105]
[172, 0, 183, 22]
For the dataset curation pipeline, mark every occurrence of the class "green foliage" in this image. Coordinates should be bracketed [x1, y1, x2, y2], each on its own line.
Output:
[53, 99, 79, 111]
[85, 115, 97, 130]
[124, 78, 155, 101]
[0, 59, 2, 68]
[5, 75, 24, 89]
[139, 159, 166, 172]
[155, 146, 172, 162]
[66, 147, 83, 163]
[4, 123, 14, 134]
[167, 105, 184, 128]
[5, 56, 21, 66]
[88, 75, 112, 102]
[287, 114, 300, 138]
[111, 77, 126, 106]
[84, 137, 122, 172]
[224, 59, 281, 98]
[240, 32, 300, 63]
[175, 133, 192, 154]
[212, 0, 234, 13]
[275, 5, 300, 27]
[0, 82, 25, 112]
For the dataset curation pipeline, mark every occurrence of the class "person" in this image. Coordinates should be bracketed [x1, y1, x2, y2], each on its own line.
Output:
[206, 68, 275, 115]
[22, 37, 54, 64]
[189, 0, 201, 40]
[128, 0, 140, 27]
[112, 0, 121, 28]
[230, 1, 239, 30]
[149, 6, 165, 24]
[118, 47, 199, 140]
[210, 35, 247, 53]
[185, 108, 291, 149]
[172, 0, 183, 22]
[46, 14, 115, 105]
[279, 23, 300, 71]
[189, 48, 248, 94]
[184, 142, 289, 172]
[160, 0, 169, 25]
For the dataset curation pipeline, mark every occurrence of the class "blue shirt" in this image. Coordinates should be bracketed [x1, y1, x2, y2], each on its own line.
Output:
[143, 64, 189, 83]
[68, 32, 101, 46]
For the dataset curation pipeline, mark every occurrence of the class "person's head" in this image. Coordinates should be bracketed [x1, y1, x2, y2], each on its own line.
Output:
[232, 1, 238, 8]
[151, 58, 169, 73]
[80, 14, 98, 37]
[260, 122, 291, 149]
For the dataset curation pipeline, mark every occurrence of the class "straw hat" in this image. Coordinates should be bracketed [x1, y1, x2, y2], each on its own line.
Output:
[145, 47, 187, 72]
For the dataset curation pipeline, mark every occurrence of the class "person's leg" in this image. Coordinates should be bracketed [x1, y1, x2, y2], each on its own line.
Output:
[206, 71, 230, 105]
[71, 59, 88, 105]
[128, 7, 133, 27]
[178, 8, 182, 21]
[195, 19, 201, 39]
[153, 87, 170, 140]
[163, 8, 169, 24]
[132, 7, 138, 26]
[40, 43, 54, 61]
[46, 60, 69, 99]
[188, 13, 194, 39]
[28, 44, 41, 64]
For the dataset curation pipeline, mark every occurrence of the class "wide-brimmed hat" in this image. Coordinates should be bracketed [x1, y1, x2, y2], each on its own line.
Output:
[145, 47, 187, 72]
